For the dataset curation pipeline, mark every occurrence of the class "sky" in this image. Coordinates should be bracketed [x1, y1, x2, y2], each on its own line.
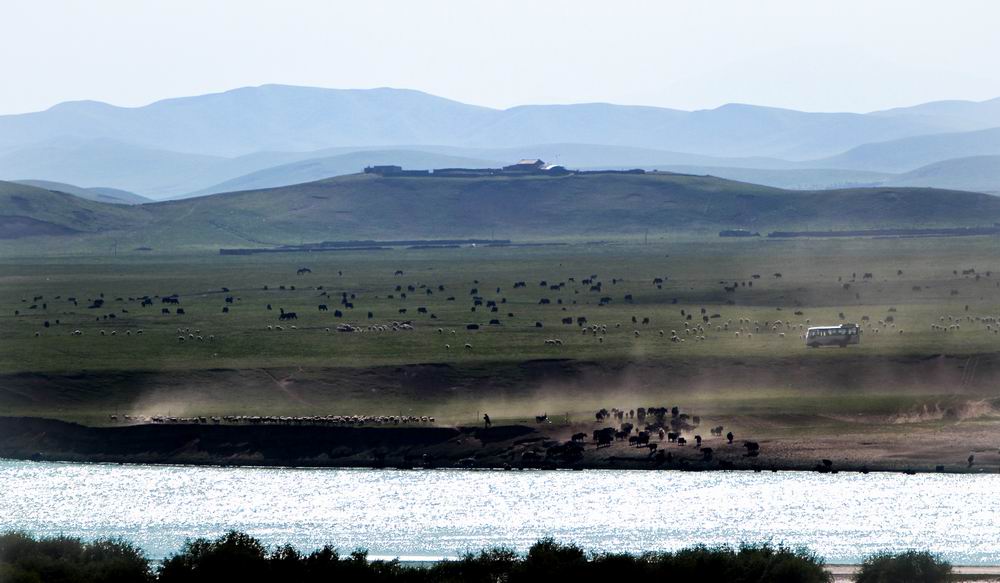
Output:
[3, 0, 999, 115]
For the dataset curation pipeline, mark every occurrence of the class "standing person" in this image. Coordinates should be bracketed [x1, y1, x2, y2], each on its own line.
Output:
[483, 413, 492, 428]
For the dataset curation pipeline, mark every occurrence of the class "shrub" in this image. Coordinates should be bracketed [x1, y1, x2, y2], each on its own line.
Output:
[159, 530, 268, 583]
[0, 531, 152, 583]
[855, 550, 952, 583]
[429, 547, 518, 583]
[513, 537, 587, 580]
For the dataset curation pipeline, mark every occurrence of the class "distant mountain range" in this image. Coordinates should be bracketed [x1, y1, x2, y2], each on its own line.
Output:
[0, 84, 997, 199]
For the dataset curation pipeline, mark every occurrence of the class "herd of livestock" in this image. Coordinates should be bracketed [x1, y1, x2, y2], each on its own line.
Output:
[110, 414, 435, 425]
[15, 264, 1000, 352]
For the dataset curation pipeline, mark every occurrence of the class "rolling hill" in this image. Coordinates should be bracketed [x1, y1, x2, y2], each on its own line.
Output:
[187, 150, 505, 197]
[645, 166, 892, 191]
[12, 180, 150, 205]
[886, 156, 1000, 194]
[3, 173, 1000, 254]
[0, 181, 145, 239]
[814, 127, 1000, 173]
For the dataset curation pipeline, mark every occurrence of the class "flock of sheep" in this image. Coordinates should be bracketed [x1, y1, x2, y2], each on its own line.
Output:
[111, 414, 435, 426]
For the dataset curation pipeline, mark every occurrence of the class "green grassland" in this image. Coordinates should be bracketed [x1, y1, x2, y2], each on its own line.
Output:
[3, 236, 1000, 425]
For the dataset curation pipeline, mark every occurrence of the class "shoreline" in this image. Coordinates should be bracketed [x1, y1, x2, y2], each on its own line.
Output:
[2, 416, 995, 475]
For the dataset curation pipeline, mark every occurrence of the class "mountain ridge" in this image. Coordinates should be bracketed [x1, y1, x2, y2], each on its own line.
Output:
[1, 85, 998, 200]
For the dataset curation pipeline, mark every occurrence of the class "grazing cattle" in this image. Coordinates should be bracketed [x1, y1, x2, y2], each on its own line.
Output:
[535, 413, 548, 424]
[744, 441, 760, 457]
[279, 312, 298, 320]
[561, 317, 573, 325]
[334, 310, 343, 317]
[161, 308, 170, 314]
[222, 306, 229, 313]
[318, 304, 328, 311]
[677, 437, 687, 446]
[466, 323, 480, 330]
[297, 268, 312, 275]
[571, 432, 586, 443]
[595, 428, 615, 448]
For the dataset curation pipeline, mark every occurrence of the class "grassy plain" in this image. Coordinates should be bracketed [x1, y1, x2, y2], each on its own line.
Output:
[2, 236, 999, 421]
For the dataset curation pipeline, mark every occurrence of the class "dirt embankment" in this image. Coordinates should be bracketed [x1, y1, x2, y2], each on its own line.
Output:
[0, 417, 534, 468]
[4, 415, 999, 474]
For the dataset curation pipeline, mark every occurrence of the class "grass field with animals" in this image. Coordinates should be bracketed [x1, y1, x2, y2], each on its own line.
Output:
[3, 235, 999, 422]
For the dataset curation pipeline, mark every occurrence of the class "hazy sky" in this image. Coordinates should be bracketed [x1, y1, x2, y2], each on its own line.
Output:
[3, 0, 999, 115]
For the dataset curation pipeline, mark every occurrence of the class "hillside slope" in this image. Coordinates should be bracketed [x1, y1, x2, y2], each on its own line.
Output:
[886, 156, 1000, 194]
[814, 127, 1000, 172]
[13, 180, 150, 205]
[189, 150, 505, 197]
[4, 173, 1000, 253]
[0, 181, 146, 239]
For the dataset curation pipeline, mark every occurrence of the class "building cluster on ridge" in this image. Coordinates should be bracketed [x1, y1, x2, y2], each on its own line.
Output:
[363, 158, 647, 178]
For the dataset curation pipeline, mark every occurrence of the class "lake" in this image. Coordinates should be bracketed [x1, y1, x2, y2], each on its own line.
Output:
[2, 459, 997, 564]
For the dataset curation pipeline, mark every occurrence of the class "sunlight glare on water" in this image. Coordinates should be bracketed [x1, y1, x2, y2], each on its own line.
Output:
[1, 459, 997, 564]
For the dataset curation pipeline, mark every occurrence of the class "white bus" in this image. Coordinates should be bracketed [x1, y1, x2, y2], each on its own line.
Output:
[805, 324, 861, 348]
